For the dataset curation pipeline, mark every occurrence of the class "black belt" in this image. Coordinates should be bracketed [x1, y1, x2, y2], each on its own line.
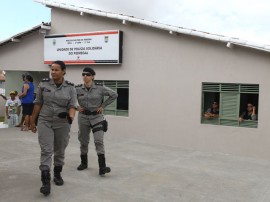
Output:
[81, 110, 99, 116]
[58, 112, 73, 124]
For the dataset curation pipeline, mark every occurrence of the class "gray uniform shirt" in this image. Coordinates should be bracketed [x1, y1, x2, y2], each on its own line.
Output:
[34, 78, 77, 121]
[76, 82, 118, 111]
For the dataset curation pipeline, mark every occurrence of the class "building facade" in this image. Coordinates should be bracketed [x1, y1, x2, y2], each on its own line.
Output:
[0, 1, 270, 160]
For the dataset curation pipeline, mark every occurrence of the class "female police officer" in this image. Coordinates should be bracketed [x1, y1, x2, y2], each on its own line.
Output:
[30, 60, 76, 196]
[76, 67, 117, 176]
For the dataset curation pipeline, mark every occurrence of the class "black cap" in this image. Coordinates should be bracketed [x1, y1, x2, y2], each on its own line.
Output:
[83, 67, 95, 75]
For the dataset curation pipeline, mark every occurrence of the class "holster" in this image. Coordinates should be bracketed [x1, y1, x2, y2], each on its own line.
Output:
[58, 112, 72, 124]
[91, 120, 108, 133]
[103, 120, 108, 132]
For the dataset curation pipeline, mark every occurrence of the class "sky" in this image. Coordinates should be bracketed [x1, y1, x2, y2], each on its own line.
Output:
[1, 0, 270, 45]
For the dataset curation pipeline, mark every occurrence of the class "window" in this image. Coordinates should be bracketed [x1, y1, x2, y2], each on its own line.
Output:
[201, 83, 259, 128]
[96, 80, 129, 117]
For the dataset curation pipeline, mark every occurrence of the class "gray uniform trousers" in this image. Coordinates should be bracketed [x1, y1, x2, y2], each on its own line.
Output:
[78, 113, 105, 155]
[38, 119, 70, 171]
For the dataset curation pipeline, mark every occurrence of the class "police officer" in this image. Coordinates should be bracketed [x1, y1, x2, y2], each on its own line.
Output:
[76, 67, 118, 176]
[30, 60, 76, 196]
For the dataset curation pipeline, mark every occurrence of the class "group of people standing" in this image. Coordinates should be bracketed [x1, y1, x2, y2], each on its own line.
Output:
[1, 73, 35, 129]
[29, 61, 118, 196]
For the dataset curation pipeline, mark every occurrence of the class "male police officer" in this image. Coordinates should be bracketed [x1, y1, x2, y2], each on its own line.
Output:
[76, 67, 118, 175]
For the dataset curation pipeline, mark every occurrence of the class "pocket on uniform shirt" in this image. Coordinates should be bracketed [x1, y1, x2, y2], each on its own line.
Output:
[43, 92, 52, 102]
[57, 96, 70, 107]
[89, 94, 102, 105]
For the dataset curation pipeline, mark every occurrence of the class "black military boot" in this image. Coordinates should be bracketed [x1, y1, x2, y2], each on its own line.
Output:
[53, 166, 64, 186]
[98, 154, 111, 176]
[77, 154, 88, 170]
[40, 170, 51, 196]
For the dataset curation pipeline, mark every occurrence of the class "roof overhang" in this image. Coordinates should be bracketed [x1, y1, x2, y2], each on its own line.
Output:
[34, 0, 270, 54]
[0, 22, 51, 47]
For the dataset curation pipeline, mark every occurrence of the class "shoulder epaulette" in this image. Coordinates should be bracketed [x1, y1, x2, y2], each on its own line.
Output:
[65, 80, 74, 86]
[75, 84, 83, 88]
[41, 78, 51, 82]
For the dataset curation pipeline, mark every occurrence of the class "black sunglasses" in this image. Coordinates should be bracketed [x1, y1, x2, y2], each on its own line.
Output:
[82, 73, 92, 76]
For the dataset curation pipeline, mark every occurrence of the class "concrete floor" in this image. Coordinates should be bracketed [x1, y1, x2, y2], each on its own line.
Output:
[1, 127, 270, 202]
[0, 122, 8, 128]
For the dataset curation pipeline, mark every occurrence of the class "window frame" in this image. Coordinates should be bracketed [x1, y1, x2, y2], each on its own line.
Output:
[201, 82, 259, 128]
[96, 80, 129, 117]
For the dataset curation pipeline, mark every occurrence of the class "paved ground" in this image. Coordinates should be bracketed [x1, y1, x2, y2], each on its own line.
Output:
[1, 127, 270, 202]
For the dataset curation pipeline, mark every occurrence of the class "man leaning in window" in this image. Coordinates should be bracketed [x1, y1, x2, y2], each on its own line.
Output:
[204, 101, 219, 119]
[239, 103, 257, 122]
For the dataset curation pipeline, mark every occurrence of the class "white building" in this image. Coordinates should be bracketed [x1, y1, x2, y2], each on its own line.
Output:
[1, 0, 270, 160]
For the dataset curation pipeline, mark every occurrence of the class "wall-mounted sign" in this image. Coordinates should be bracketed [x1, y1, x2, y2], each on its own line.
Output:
[44, 30, 123, 65]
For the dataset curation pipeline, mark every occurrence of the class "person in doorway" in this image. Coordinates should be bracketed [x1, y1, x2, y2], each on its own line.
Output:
[76, 67, 118, 176]
[18, 74, 35, 131]
[204, 101, 219, 118]
[239, 103, 257, 122]
[5, 91, 21, 127]
[30, 60, 76, 196]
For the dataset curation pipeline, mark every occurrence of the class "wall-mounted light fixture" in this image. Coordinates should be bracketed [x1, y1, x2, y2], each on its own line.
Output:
[169, 30, 178, 36]
[122, 20, 130, 25]
[226, 42, 234, 49]
[11, 38, 20, 42]
[39, 24, 51, 35]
